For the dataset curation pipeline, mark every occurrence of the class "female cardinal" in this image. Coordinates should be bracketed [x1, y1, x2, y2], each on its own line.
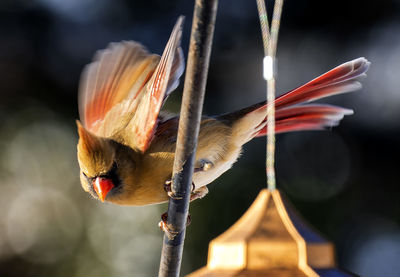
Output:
[77, 18, 369, 206]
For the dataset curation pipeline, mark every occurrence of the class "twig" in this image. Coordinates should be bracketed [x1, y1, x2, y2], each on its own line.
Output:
[158, 1, 218, 276]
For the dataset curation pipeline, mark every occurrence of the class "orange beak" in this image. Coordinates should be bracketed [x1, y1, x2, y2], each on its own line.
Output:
[93, 177, 114, 202]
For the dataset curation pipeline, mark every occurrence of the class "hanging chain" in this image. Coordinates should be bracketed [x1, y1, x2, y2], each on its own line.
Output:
[256, 0, 284, 191]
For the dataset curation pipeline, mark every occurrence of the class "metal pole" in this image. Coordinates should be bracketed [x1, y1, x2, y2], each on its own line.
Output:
[158, 0, 218, 276]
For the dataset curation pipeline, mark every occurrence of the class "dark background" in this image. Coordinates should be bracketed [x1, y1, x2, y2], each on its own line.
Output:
[0, 0, 399, 276]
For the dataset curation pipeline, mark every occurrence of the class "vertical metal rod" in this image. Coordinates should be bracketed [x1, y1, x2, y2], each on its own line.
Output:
[158, 1, 218, 276]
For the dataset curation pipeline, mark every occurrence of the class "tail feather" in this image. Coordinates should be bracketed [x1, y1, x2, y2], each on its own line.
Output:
[275, 104, 353, 119]
[274, 57, 370, 108]
[223, 57, 370, 142]
[255, 104, 353, 137]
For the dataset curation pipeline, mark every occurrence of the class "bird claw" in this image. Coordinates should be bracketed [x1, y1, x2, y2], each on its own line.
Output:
[158, 212, 179, 240]
[163, 159, 212, 200]
[190, 186, 209, 201]
[164, 179, 197, 200]
[158, 212, 191, 240]
[164, 179, 183, 200]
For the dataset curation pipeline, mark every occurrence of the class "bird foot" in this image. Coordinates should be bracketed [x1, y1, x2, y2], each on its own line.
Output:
[163, 159, 212, 199]
[158, 212, 191, 240]
[164, 179, 183, 200]
[190, 186, 209, 201]
[164, 179, 196, 200]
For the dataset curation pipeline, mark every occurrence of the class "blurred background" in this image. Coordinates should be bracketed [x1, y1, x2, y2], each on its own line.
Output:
[0, 0, 399, 276]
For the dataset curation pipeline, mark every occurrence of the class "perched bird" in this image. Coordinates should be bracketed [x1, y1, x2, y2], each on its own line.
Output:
[77, 18, 369, 206]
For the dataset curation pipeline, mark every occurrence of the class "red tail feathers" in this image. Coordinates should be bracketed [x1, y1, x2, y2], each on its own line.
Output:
[255, 104, 353, 136]
[253, 57, 370, 136]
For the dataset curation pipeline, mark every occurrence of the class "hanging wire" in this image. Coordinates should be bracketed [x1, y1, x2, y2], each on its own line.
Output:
[256, 0, 284, 191]
[269, 0, 284, 57]
[256, 0, 270, 56]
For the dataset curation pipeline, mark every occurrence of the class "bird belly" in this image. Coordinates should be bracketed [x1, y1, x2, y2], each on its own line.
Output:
[192, 146, 242, 189]
[191, 118, 241, 189]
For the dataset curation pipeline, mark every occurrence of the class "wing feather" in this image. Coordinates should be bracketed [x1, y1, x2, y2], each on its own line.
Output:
[79, 42, 159, 133]
[126, 16, 184, 152]
[78, 17, 185, 152]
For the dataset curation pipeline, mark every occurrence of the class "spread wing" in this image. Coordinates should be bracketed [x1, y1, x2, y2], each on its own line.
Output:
[78, 17, 184, 152]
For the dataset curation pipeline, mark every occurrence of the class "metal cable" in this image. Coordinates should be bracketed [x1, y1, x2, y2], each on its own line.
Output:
[256, 0, 284, 191]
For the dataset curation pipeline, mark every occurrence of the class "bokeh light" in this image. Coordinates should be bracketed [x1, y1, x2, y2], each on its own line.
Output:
[6, 188, 82, 264]
[277, 132, 351, 201]
[34, 0, 110, 23]
[87, 204, 163, 276]
[340, 216, 400, 277]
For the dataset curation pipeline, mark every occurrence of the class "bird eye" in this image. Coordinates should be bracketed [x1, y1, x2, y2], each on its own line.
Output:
[81, 171, 93, 182]
[102, 161, 121, 188]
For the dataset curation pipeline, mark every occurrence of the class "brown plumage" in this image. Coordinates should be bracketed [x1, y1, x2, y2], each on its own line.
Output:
[76, 18, 370, 206]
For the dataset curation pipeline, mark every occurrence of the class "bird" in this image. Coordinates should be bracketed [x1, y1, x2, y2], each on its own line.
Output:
[76, 17, 370, 207]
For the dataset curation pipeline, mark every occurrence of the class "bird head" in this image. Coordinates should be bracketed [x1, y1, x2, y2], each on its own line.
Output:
[76, 121, 138, 203]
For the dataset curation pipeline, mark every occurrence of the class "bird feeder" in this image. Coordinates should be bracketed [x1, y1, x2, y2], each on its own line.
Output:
[187, 189, 353, 276]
